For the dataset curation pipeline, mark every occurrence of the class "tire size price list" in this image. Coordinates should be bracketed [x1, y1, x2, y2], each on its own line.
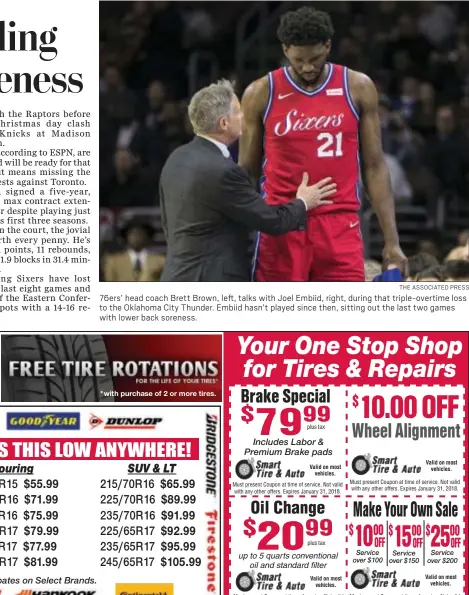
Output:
[0, 406, 221, 594]
[0, 476, 61, 569]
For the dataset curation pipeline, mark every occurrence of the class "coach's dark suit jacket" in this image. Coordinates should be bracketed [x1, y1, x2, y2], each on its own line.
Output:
[159, 136, 306, 282]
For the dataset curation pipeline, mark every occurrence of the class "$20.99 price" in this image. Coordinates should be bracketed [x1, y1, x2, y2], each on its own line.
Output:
[241, 406, 330, 435]
[243, 518, 332, 550]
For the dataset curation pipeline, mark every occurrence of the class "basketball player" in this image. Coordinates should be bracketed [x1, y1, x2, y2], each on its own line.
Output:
[240, 6, 408, 281]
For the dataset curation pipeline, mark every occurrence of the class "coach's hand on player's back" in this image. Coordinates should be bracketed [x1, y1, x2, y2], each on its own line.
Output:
[297, 173, 336, 210]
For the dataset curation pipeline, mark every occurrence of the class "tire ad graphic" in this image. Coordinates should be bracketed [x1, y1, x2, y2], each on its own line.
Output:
[351, 454, 371, 475]
[236, 572, 255, 592]
[351, 569, 370, 589]
[235, 459, 255, 480]
[1, 335, 114, 402]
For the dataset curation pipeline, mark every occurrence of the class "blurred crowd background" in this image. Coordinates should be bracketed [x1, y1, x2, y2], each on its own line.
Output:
[99, 0, 469, 282]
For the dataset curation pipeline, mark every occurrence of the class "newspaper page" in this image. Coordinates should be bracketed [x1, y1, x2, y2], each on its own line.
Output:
[0, 1, 467, 331]
[0, 332, 467, 595]
[0, 1, 469, 595]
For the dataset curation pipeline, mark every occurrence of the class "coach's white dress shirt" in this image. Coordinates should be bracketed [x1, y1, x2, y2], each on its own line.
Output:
[197, 134, 231, 158]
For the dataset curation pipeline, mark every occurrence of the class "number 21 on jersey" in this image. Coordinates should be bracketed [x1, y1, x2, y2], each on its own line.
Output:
[317, 132, 343, 157]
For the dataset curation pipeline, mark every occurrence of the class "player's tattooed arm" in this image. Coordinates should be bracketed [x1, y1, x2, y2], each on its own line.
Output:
[351, 71, 408, 276]
[239, 76, 269, 185]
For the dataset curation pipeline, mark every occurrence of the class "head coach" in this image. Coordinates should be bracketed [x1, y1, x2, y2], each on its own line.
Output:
[159, 79, 336, 282]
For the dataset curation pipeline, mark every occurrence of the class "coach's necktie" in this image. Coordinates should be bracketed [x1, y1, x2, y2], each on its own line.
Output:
[133, 255, 142, 280]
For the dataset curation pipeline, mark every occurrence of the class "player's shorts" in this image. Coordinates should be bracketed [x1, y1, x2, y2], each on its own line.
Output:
[252, 210, 365, 282]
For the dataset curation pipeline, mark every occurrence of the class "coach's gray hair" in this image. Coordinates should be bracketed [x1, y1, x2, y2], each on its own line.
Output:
[188, 79, 235, 135]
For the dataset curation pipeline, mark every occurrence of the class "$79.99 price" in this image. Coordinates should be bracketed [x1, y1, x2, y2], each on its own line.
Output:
[241, 406, 330, 435]
[353, 394, 459, 419]
[243, 518, 332, 550]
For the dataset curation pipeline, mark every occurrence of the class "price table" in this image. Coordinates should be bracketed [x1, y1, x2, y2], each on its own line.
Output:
[0, 405, 221, 594]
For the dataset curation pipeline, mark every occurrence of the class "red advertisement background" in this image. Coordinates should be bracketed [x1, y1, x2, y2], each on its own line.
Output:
[222, 331, 468, 595]
[224, 331, 468, 386]
[103, 334, 222, 402]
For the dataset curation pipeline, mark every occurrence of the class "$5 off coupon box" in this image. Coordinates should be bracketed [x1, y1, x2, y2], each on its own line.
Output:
[223, 332, 467, 595]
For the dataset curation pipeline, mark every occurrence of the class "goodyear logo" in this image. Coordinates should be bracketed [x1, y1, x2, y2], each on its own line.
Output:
[7, 412, 80, 430]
